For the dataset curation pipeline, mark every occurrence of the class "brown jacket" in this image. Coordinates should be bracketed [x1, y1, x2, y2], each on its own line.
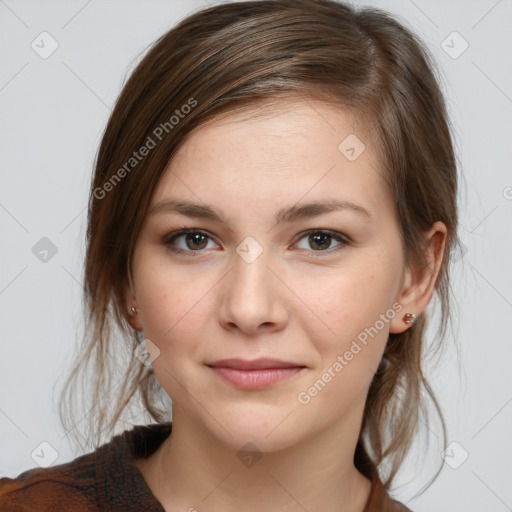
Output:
[0, 423, 412, 511]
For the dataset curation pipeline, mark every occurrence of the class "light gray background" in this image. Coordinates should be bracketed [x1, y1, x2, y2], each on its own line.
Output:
[1, 0, 511, 510]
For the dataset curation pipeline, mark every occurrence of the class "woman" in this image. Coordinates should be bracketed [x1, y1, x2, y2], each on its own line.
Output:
[0, 0, 457, 510]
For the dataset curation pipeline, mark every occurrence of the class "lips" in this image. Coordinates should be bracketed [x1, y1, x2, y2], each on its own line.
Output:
[206, 358, 305, 370]
[206, 358, 307, 389]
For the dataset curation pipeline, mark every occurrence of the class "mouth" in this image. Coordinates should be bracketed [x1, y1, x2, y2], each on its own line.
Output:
[206, 358, 307, 389]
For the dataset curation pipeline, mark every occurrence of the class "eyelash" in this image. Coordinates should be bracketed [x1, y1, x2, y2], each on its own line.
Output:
[162, 228, 350, 257]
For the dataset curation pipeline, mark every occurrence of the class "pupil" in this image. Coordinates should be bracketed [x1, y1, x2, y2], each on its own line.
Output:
[310, 233, 330, 250]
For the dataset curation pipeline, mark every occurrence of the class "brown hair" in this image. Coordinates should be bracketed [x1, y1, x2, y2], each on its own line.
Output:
[59, 0, 458, 490]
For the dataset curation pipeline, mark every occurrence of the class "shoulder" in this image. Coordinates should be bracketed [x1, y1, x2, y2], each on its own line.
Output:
[389, 497, 413, 511]
[363, 469, 413, 512]
[372, 492, 413, 512]
[0, 423, 172, 511]
[0, 450, 99, 511]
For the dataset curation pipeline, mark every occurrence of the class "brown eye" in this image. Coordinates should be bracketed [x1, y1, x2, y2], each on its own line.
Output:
[163, 229, 218, 254]
[308, 232, 332, 250]
[184, 232, 208, 250]
[294, 230, 349, 253]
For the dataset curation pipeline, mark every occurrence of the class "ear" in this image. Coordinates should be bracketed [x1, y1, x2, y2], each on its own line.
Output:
[390, 221, 447, 334]
[125, 270, 143, 331]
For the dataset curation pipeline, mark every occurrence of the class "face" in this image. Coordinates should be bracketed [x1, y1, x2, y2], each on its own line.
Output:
[129, 99, 408, 453]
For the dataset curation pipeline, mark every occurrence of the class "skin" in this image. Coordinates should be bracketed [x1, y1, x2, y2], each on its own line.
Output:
[127, 98, 446, 512]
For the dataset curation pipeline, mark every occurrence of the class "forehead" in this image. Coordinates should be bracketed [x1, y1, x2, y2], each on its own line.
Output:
[151, 98, 389, 219]
[189, 97, 371, 150]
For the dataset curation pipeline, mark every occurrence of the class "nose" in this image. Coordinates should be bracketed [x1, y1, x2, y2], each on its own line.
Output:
[218, 248, 289, 336]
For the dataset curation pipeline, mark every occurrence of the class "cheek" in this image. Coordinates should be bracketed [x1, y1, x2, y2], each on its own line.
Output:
[293, 258, 401, 420]
[134, 261, 213, 397]
[133, 253, 217, 352]
[295, 249, 402, 367]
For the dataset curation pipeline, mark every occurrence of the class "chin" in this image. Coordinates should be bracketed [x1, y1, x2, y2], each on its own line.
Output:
[202, 408, 305, 454]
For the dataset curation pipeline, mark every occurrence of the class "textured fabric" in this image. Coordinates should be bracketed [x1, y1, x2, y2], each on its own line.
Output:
[0, 422, 412, 511]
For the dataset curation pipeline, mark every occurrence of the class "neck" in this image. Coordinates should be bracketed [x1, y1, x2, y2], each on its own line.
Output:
[137, 406, 372, 512]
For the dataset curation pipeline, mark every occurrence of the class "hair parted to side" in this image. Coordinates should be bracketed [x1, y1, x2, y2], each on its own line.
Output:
[58, 0, 458, 490]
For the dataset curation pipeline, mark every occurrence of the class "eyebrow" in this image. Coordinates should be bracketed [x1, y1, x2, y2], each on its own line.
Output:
[148, 198, 372, 223]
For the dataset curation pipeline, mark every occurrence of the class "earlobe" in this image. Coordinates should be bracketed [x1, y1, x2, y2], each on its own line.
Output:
[403, 312, 416, 324]
[389, 221, 447, 334]
[125, 272, 143, 331]
[128, 304, 143, 331]
[389, 311, 417, 335]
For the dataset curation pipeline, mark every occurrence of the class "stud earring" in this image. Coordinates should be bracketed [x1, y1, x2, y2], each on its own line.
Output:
[131, 306, 138, 316]
[403, 313, 416, 325]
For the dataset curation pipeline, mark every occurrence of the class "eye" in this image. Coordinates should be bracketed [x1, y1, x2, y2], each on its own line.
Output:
[163, 229, 219, 254]
[293, 229, 349, 253]
[163, 228, 350, 256]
